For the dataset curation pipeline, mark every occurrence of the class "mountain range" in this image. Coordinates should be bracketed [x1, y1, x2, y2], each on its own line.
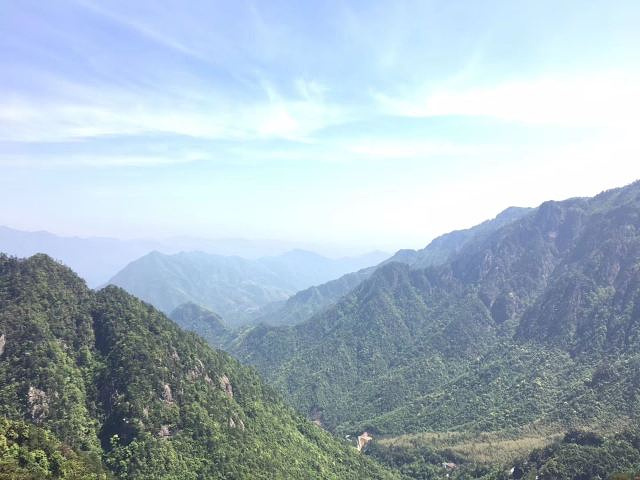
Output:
[3, 181, 640, 479]
[253, 206, 532, 327]
[0, 225, 386, 288]
[107, 249, 388, 326]
[223, 181, 640, 478]
[0, 226, 165, 288]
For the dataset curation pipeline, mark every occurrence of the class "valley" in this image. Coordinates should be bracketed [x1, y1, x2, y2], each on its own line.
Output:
[3, 1, 639, 477]
[2, 181, 640, 478]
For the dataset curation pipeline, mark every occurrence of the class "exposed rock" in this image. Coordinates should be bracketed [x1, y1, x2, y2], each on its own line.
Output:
[219, 374, 233, 398]
[310, 407, 324, 428]
[158, 425, 171, 439]
[27, 386, 49, 423]
[228, 417, 245, 431]
[162, 383, 173, 403]
[0, 333, 5, 356]
[186, 358, 211, 383]
[186, 359, 204, 380]
[356, 432, 372, 452]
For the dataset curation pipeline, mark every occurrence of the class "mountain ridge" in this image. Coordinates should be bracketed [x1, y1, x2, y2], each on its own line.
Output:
[108, 249, 388, 326]
[248, 206, 532, 327]
[230, 180, 640, 472]
[0, 253, 400, 479]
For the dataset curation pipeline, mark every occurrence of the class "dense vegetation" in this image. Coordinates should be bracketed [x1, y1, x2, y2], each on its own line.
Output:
[0, 418, 109, 479]
[5, 182, 640, 479]
[370, 427, 640, 480]
[253, 267, 373, 326]
[169, 302, 232, 349]
[0, 254, 400, 479]
[231, 181, 640, 477]
[108, 249, 387, 326]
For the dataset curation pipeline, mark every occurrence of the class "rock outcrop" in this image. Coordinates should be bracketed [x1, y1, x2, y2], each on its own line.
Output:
[162, 383, 173, 403]
[219, 374, 233, 398]
[27, 386, 49, 423]
[357, 432, 373, 452]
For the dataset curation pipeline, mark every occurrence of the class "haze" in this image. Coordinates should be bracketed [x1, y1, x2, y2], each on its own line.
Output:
[2, 0, 640, 252]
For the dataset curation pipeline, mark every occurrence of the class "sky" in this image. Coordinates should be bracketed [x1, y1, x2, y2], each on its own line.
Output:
[1, 0, 640, 253]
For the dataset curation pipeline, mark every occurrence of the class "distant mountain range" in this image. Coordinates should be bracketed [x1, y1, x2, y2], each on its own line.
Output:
[0, 225, 386, 288]
[0, 226, 164, 287]
[382, 205, 533, 268]
[108, 249, 389, 326]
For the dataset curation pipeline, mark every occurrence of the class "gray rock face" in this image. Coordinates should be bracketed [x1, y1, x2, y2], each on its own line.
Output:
[219, 374, 233, 398]
[162, 383, 173, 403]
[27, 386, 49, 422]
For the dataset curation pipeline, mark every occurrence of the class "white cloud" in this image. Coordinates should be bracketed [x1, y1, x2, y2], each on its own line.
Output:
[375, 72, 640, 129]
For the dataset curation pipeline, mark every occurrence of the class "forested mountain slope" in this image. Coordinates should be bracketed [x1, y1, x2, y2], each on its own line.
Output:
[169, 302, 233, 349]
[232, 181, 640, 444]
[0, 254, 399, 479]
[253, 267, 374, 326]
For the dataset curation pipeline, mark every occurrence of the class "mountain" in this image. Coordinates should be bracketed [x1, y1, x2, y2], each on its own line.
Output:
[107, 249, 388, 326]
[382, 206, 533, 268]
[0, 253, 399, 479]
[231, 181, 640, 477]
[169, 302, 232, 349]
[253, 268, 373, 326]
[253, 207, 532, 327]
[0, 226, 388, 289]
[0, 226, 166, 287]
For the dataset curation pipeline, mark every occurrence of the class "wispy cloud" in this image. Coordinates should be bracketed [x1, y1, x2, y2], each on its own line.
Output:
[2, 0, 640, 246]
[0, 152, 208, 168]
[374, 72, 640, 129]
[0, 82, 348, 145]
[346, 139, 501, 159]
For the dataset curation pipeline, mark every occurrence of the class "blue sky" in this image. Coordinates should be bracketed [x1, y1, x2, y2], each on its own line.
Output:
[1, 0, 640, 252]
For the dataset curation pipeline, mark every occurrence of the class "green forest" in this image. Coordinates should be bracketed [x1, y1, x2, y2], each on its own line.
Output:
[0, 254, 399, 479]
[224, 181, 640, 478]
[3, 183, 640, 479]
